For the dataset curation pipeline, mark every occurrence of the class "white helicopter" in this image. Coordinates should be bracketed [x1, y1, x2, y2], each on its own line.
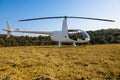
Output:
[2, 16, 115, 47]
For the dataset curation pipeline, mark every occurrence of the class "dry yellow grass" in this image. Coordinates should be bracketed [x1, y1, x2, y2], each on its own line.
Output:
[0, 44, 120, 80]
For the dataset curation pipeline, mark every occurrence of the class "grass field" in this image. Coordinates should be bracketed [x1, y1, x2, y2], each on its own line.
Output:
[0, 44, 120, 80]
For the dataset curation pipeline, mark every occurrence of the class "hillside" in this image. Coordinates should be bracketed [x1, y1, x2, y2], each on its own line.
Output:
[0, 44, 120, 80]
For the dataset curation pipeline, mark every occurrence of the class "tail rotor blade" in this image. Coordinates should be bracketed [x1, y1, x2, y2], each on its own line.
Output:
[7, 21, 11, 30]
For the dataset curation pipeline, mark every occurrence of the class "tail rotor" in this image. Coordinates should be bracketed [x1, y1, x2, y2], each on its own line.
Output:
[2, 21, 12, 38]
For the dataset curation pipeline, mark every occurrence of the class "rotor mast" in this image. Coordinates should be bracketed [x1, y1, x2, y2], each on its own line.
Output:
[62, 16, 68, 31]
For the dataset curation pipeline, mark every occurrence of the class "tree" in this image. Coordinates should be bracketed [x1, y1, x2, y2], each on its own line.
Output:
[0, 38, 5, 47]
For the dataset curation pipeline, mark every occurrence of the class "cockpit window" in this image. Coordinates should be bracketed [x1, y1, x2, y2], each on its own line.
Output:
[68, 30, 84, 40]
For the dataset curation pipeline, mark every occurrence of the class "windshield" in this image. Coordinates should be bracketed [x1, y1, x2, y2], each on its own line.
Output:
[68, 30, 89, 40]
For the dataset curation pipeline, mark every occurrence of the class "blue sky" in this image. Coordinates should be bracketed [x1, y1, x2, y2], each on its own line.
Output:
[0, 0, 120, 36]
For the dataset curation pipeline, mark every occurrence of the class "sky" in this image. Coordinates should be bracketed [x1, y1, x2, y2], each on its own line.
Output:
[0, 0, 120, 36]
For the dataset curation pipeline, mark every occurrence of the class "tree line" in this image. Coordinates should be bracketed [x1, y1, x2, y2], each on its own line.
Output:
[88, 29, 120, 44]
[0, 29, 120, 47]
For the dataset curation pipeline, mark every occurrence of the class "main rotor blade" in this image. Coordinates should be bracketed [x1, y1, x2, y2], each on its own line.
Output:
[18, 16, 115, 22]
[18, 16, 66, 22]
[68, 16, 115, 22]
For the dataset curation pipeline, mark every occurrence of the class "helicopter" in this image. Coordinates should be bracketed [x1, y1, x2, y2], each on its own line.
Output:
[2, 16, 115, 47]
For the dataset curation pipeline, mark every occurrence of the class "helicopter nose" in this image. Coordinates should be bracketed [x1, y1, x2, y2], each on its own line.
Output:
[85, 37, 90, 41]
[81, 31, 90, 42]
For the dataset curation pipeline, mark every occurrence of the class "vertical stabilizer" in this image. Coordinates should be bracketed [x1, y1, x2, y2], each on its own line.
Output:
[62, 19, 68, 31]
